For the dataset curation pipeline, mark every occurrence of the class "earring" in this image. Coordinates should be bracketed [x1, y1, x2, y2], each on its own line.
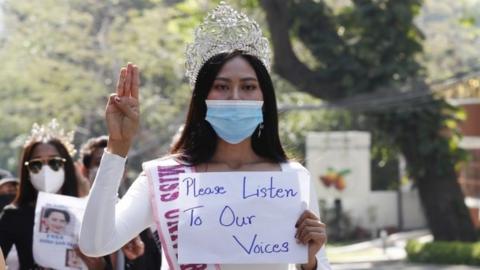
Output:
[257, 123, 264, 138]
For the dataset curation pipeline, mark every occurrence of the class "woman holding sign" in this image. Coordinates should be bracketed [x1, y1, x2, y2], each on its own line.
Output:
[80, 2, 330, 270]
[0, 120, 109, 269]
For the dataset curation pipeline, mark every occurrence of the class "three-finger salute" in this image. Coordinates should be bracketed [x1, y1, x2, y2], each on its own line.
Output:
[106, 63, 140, 157]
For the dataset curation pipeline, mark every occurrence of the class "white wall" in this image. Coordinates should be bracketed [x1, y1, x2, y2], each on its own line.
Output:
[306, 131, 426, 231]
[306, 131, 371, 199]
[401, 189, 427, 229]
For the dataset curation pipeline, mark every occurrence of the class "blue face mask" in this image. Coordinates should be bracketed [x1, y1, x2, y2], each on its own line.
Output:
[205, 100, 264, 144]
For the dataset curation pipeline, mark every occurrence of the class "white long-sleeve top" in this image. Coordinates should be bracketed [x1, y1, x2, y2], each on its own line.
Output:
[79, 151, 331, 270]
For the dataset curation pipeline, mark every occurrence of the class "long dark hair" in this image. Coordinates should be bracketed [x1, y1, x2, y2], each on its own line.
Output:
[170, 51, 287, 165]
[14, 139, 79, 207]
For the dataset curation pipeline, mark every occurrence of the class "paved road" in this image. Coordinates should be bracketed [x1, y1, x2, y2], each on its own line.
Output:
[332, 261, 480, 270]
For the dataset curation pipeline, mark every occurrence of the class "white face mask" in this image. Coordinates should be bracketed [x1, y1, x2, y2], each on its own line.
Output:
[30, 166, 65, 193]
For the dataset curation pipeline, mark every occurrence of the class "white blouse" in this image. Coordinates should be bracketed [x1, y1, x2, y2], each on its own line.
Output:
[79, 151, 331, 270]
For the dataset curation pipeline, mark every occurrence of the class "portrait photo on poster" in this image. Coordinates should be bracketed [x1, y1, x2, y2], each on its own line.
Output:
[39, 207, 75, 236]
[65, 249, 82, 269]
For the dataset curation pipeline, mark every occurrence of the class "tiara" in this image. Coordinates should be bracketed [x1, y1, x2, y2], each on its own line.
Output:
[185, 1, 271, 88]
[24, 119, 76, 157]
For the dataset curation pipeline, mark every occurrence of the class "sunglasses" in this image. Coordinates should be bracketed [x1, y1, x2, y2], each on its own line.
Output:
[24, 157, 66, 174]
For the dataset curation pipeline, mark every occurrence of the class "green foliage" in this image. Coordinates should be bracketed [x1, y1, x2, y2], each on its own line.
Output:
[418, 0, 480, 81]
[374, 99, 468, 179]
[289, 0, 424, 95]
[406, 240, 480, 265]
[0, 0, 207, 173]
[274, 73, 367, 162]
[371, 157, 400, 190]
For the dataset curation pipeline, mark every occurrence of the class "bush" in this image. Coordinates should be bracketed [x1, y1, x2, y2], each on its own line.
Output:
[406, 240, 480, 265]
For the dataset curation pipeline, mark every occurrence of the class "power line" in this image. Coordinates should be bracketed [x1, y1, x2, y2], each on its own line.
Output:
[279, 67, 480, 113]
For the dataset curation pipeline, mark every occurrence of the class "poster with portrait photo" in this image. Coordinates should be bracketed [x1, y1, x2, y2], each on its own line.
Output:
[33, 192, 88, 270]
[39, 207, 75, 236]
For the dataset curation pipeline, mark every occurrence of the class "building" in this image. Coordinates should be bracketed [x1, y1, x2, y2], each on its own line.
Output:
[306, 131, 426, 240]
[446, 77, 480, 228]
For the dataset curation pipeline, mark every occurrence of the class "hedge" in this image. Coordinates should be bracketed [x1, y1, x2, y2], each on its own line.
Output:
[406, 240, 480, 265]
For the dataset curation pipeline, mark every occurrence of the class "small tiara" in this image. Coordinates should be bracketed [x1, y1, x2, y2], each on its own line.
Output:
[24, 119, 76, 157]
[185, 1, 271, 88]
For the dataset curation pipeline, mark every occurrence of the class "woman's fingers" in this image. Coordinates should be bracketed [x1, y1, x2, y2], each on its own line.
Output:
[295, 210, 326, 245]
[106, 94, 116, 108]
[301, 231, 327, 245]
[113, 96, 139, 120]
[296, 220, 326, 244]
[116, 68, 127, 96]
[115, 63, 139, 99]
[295, 209, 318, 228]
[107, 94, 135, 116]
[295, 219, 325, 238]
[131, 65, 140, 100]
[124, 63, 133, 97]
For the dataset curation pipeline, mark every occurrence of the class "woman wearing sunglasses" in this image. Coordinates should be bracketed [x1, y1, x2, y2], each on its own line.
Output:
[0, 120, 108, 270]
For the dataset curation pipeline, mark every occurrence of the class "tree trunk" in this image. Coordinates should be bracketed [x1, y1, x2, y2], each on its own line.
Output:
[372, 99, 477, 241]
[399, 139, 477, 241]
[391, 107, 477, 241]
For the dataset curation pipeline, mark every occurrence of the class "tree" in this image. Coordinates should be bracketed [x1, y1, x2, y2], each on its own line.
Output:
[0, 0, 198, 173]
[260, 0, 476, 241]
[418, 0, 480, 80]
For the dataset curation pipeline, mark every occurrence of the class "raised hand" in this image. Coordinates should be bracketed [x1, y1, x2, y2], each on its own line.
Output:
[106, 63, 140, 157]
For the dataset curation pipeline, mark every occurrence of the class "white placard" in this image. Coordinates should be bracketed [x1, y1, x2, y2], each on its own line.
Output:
[178, 171, 310, 264]
[33, 192, 87, 270]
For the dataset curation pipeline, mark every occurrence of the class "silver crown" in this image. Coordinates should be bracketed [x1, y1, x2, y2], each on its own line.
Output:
[24, 119, 76, 157]
[185, 1, 271, 88]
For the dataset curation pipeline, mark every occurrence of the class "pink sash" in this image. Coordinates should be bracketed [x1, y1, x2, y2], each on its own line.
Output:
[143, 158, 220, 270]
